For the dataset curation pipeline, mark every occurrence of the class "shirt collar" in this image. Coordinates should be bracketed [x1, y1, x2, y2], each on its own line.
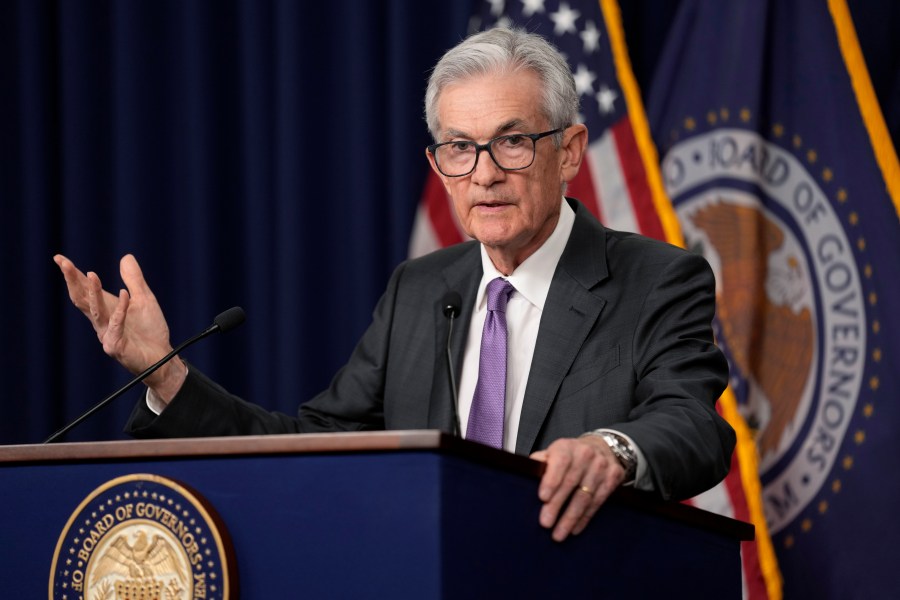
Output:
[476, 197, 575, 311]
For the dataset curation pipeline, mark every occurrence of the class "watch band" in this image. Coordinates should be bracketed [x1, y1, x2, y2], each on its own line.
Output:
[597, 431, 638, 482]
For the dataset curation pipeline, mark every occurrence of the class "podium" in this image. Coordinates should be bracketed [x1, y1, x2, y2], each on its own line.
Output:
[1, 431, 752, 598]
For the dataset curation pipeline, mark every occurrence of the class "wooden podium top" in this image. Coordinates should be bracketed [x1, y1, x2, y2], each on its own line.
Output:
[0, 429, 753, 541]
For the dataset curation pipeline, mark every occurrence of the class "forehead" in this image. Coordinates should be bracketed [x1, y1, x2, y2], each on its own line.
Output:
[436, 70, 546, 140]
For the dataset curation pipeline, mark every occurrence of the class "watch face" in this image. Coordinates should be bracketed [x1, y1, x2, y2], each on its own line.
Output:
[602, 434, 637, 476]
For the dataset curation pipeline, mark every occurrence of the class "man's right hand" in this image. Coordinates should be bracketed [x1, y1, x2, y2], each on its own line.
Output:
[53, 253, 187, 405]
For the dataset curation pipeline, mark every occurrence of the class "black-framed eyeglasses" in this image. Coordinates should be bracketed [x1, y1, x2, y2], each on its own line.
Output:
[427, 128, 563, 177]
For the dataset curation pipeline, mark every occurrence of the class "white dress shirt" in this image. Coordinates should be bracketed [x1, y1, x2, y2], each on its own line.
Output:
[457, 198, 575, 451]
[457, 198, 649, 486]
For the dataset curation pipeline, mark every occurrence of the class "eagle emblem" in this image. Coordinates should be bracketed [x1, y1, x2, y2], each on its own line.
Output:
[690, 199, 814, 460]
[663, 127, 867, 533]
[89, 528, 188, 599]
[51, 474, 233, 599]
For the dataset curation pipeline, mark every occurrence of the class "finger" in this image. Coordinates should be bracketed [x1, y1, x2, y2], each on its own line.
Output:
[537, 442, 574, 502]
[119, 254, 153, 299]
[571, 501, 602, 536]
[559, 470, 613, 539]
[54, 254, 91, 309]
[539, 452, 587, 531]
[102, 289, 130, 356]
[86, 271, 111, 336]
[54, 253, 77, 274]
[570, 478, 620, 536]
[569, 460, 625, 537]
[54, 254, 73, 275]
[546, 455, 602, 541]
[530, 450, 548, 463]
[551, 482, 599, 542]
[54, 254, 86, 282]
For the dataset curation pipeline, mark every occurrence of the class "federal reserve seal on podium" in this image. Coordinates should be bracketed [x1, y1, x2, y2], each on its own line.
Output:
[49, 473, 235, 600]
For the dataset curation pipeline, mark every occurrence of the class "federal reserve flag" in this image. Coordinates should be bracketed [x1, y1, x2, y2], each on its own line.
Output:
[648, 1, 900, 597]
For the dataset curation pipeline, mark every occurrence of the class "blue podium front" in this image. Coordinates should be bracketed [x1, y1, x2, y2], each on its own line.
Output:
[1, 431, 752, 598]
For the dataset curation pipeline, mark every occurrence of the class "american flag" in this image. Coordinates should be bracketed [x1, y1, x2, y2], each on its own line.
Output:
[408, 1, 775, 599]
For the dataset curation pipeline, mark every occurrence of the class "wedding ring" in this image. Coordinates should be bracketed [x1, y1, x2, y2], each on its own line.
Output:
[579, 485, 592, 495]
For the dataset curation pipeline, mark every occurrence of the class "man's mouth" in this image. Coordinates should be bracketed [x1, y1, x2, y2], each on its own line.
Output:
[475, 199, 513, 208]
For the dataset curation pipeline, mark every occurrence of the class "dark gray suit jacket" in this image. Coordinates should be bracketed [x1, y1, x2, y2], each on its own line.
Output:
[127, 199, 734, 500]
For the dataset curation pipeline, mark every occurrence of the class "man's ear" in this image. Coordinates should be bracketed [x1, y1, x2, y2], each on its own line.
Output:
[559, 124, 588, 183]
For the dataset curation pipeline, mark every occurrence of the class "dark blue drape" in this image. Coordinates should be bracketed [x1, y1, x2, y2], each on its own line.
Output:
[1, 0, 476, 443]
[2, 0, 897, 444]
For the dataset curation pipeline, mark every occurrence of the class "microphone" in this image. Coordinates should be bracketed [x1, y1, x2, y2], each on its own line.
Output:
[43, 307, 246, 444]
[441, 292, 462, 437]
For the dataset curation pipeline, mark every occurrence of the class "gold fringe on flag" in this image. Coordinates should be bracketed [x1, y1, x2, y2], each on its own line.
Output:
[600, 1, 784, 597]
[720, 387, 784, 600]
[829, 0, 900, 219]
[600, 0, 685, 248]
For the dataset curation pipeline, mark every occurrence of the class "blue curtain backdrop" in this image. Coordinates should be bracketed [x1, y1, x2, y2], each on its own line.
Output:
[2, 0, 897, 444]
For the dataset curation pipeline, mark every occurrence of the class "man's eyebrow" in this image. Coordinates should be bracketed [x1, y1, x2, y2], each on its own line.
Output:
[443, 128, 472, 140]
[442, 119, 528, 141]
[496, 119, 526, 134]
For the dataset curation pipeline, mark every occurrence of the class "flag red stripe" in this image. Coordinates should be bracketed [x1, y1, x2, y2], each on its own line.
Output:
[722, 417, 770, 599]
[724, 452, 751, 522]
[566, 160, 602, 221]
[423, 172, 465, 247]
[610, 119, 666, 240]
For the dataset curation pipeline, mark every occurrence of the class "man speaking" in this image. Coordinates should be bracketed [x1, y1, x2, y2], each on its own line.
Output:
[55, 27, 735, 542]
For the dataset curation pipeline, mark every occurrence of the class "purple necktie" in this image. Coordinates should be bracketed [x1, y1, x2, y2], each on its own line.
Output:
[466, 277, 515, 449]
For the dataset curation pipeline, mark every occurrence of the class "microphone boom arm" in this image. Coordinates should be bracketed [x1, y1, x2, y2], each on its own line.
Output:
[43, 308, 244, 444]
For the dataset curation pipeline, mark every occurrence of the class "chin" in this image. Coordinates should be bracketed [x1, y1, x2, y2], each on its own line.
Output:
[470, 227, 515, 248]
[469, 218, 518, 240]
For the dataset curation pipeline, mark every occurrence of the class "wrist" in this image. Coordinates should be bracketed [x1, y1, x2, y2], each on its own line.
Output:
[146, 357, 188, 404]
[582, 430, 638, 483]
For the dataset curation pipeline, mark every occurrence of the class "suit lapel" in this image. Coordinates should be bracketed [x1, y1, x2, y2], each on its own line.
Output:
[515, 201, 610, 454]
[426, 244, 482, 432]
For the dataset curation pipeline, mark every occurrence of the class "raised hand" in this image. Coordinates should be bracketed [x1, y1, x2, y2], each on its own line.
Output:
[54, 253, 187, 402]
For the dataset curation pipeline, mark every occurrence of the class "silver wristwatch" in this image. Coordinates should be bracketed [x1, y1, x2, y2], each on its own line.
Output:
[598, 431, 638, 482]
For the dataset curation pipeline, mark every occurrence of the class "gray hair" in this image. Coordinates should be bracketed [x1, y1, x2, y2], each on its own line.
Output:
[424, 27, 579, 145]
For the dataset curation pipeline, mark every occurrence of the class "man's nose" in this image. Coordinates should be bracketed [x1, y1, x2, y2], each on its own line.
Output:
[470, 148, 505, 186]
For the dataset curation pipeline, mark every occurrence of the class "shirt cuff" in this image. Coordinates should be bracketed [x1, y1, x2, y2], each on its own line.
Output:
[144, 361, 188, 416]
[145, 388, 167, 415]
